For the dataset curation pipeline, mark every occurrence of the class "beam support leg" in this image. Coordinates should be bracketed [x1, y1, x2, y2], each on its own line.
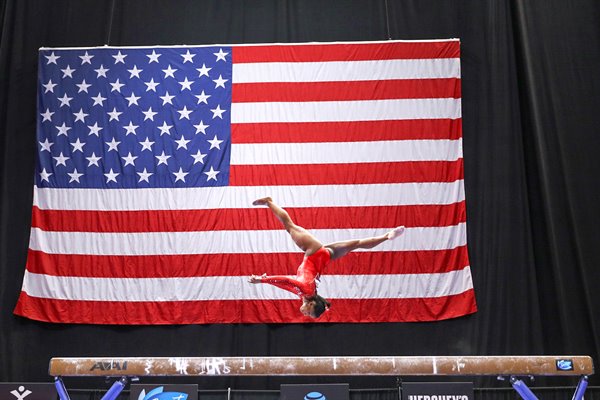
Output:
[100, 377, 128, 400]
[510, 376, 539, 400]
[54, 377, 71, 400]
[571, 376, 588, 400]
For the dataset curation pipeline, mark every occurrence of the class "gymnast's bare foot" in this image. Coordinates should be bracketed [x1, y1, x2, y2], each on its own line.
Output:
[252, 197, 272, 206]
[248, 273, 267, 283]
[387, 226, 405, 240]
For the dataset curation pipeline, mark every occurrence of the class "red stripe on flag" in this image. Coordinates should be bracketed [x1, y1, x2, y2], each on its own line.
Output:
[14, 290, 476, 324]
[232, 79, 461, 102]
[26, 246, 469, 277]
[31, 203, 466, 233]
[231, 119, 463, 143]
[229, 160, 464, 186]
[232, 42, 460, 63]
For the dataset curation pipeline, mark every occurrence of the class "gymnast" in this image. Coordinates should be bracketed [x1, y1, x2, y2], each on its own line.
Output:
[248, 197, 405, 318]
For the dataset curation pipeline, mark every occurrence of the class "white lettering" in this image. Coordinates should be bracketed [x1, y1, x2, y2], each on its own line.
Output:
[204, 357, 231, 375]
[407, 393, 470, 400]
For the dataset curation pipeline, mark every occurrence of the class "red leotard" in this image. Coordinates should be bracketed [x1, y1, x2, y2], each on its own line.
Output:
[260, 247, 331, 298]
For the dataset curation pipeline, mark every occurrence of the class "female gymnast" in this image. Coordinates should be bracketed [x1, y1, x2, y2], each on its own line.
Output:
[248, 197, 405, 319]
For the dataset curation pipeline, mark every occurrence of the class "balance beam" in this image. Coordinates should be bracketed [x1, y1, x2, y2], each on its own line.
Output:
[48, 355, 594, 377]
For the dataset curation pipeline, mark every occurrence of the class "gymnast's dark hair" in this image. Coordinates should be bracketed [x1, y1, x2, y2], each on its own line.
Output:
[311, 294, 331, 318]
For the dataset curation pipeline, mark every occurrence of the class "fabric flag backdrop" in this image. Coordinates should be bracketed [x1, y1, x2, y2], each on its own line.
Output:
[14, 40, 476, 324]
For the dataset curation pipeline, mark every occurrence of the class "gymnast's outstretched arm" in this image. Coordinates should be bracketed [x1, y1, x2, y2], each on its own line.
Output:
[249, 274, 310, 296]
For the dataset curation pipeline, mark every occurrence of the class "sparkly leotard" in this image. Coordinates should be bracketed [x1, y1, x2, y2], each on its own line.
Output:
[260, 247, 331, 298]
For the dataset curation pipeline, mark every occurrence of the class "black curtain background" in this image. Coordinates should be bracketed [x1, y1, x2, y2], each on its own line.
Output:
[1, 0, 600, 393]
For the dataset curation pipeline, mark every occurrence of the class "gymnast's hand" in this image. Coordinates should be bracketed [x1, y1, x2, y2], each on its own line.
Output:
[248, 273, 267, 283]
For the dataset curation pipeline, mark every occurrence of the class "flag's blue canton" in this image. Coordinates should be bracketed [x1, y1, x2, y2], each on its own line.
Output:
[36, 47, 232, 188]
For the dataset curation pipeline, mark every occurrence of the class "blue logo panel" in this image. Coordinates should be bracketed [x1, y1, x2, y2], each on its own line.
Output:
[305, 391, 327, 400]
[556, 359, 574, 371]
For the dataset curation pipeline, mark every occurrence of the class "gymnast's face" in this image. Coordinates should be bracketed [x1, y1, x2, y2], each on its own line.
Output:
[300, 299, 317, 318]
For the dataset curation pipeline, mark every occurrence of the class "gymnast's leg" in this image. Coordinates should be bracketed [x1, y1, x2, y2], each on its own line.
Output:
[253, 197, 323, 256]
[325, 226, 405, 261]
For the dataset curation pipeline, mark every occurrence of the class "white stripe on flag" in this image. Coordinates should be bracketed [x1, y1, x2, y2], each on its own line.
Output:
[231, 99, 461, 123]
[21, 266, 473, 301]
[33, 182, 466, 210]
[232, 59, 461, 83]
[28, 224, 467, 255]
[230, 139, 463, 165]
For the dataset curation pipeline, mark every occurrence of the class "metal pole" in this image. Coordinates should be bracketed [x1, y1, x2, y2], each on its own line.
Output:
[571, 376, 589, 400]
[53, 377, 71, 400]
[510, 377, 539, 400]
[100, 377, 128, 400]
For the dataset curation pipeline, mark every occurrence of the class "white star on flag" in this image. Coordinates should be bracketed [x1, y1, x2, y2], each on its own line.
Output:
[181, 50, 196, 63]
[144, 78, 159, 92]
[39, 138, 53, 152]
[147, 50, 161, 63]
[157, 122, 173, 136]
[104, 169, 119, 183]
[128, 65, 143, 78]
[155, 151, 171, 165]
[110, 79, 125, 92]
[214, 48, 228, 61]
[137, 168, 153, 183]
[112, 51, 127, 64]
[106, 138, 120, 152]
[79, 51, 94, 64]
[177, 106, 193, 120]
[44, 52, 60, 64]
[204, 166, 220, 181]
[139, 137, 155, 152]
[195, 91, 211, 104]
[39, 168, 53, 182]
[142, 107, 158, 121]
[123, 121, 139, 135]
[194, 120, 209, 134]
[107, 108, 122, 121]
[87, 123, 103, 136]
[160, 92, 175, 105]
[210, 104, 226, 119]
[53, 152, 69, 167]
[208, 135, 223, 150]
[61, 65, 76, 78]
[85, 153, 101, 167]
[91, 93, 107, 106]
[94, 65, 109, 77]
[179, 77, 194, 91]
[40, 109, 54, 122]
[42, 79, 57, 93]
[175, 136, 191, 150]
[56, 122, 71, 136]
[191, 150, 207, 164]
[196, 63, 211, 77]
[68, 168, 84, 183]
[58, 93, 73, 107]
[73, 109, 89, 123]
[173, 167, 189, 182]
[70, 138, 85, 153]
[122, 152, 138, 166]
[76, 79, 91, 93]
[213, 75, 228, 88]
[125, 93, 141, 106]
[162, 65, 177, 78]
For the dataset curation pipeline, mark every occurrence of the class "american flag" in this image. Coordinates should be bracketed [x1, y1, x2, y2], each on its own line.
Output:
[15, 40, 476, 324]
